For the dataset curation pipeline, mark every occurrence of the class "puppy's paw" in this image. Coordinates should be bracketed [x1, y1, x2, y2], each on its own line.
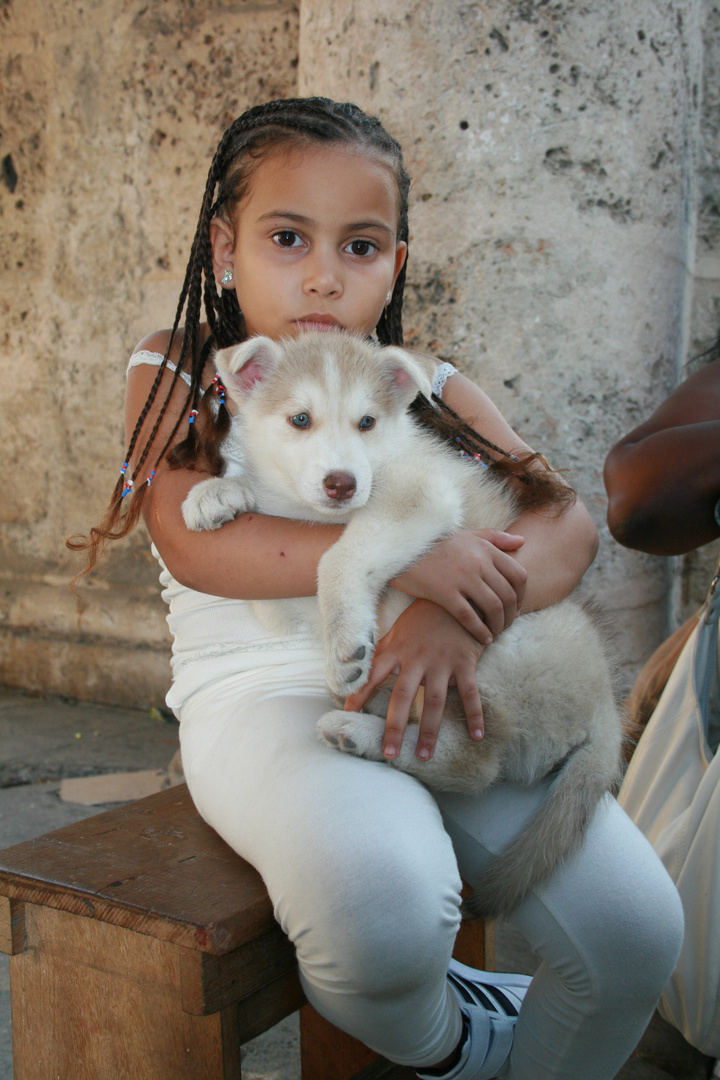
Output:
[316, 710, 386, 761]
[323, 633, 375, 697]
[182, 478, 252, 531]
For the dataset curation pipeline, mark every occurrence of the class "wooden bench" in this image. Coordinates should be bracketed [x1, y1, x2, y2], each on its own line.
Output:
[0, 782, 492, 1079]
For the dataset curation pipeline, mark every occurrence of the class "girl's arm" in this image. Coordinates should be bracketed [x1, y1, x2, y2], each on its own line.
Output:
[604, 357, 720, 555]
[130, 336, 596, 764]
[440, 369, 599, 609]
[130, 337, 575, 624]
[126, 334, 343, 598]
[347, 369, 599, 762]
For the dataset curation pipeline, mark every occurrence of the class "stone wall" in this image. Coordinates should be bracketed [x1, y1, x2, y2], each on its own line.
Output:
[1, 0, 718, 706]
[0, 0, 300, 705]
[300, 0, 720, 676]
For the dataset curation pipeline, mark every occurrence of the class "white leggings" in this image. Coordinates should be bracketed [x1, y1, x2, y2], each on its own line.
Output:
[177, 656, 684, 1078]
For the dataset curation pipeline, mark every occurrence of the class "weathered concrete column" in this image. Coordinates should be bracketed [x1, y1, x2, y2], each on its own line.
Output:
[0, 0, 299, 706]
[299, 0, 710, 682]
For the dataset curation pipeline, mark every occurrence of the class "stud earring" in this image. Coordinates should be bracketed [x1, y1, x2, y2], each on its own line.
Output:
[385, 290, 392, 305]
[221, 268, 234, 286]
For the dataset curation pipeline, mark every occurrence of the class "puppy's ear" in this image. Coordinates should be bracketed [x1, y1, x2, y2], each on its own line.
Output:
[214, 337, 284, 397]
[378, 346, 434, 406]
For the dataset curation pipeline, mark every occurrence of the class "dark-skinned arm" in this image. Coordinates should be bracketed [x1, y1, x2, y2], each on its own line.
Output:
[604, 357, 720, 555]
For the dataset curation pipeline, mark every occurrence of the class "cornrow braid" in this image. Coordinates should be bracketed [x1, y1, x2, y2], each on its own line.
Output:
[410, 393, 576, 513]
[69, 95, 570, 578]
[69, 97, 412, 574]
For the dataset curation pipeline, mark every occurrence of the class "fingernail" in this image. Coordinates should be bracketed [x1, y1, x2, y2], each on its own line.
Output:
[484, 636, 493, 646]
[417, 746, 430, 760]
[383, 744, 397, 758]
[472, 727, 484, 740]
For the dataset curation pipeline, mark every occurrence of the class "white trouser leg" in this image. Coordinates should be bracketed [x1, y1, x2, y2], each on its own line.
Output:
[178, 661, 465, 1066]
[178, 657, 683, 1075]
[437, 784, 685, 1080]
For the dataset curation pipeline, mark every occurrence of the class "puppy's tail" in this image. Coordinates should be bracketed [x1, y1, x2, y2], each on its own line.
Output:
[463, 710, 623, 919]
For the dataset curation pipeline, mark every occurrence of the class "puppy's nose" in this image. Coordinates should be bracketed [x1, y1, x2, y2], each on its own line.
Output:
[323, 472, 356, 501]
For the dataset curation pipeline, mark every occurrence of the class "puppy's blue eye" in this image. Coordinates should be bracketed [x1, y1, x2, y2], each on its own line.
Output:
[289, 413, 311, 428]
[359, 416, 375, 431]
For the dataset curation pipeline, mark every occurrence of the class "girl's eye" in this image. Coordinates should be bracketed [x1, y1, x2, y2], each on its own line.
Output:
[345, 239, 376, 257]
[273, 230, 303, 248]
[359, 415, 375, 431]
[289, 412, 311, 428]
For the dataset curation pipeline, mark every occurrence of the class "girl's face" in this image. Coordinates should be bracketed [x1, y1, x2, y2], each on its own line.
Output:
[210, 143, 407, 341]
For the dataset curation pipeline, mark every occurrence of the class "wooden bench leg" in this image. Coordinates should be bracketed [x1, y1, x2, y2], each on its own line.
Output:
[300, 1004, 378, 1078]
[10, 904, 242, 1080]
[299, 915, 495, 1080]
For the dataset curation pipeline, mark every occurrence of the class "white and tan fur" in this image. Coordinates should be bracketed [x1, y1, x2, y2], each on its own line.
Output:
[182, 330, 623, 917]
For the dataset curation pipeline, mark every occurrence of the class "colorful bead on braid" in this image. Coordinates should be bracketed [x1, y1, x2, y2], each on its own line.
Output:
[119, 461, 134, 497]
[213, 373, 226, 406]
[456, 438, 489, 469]
[188, 409, 199, 425]
[146, 468, 156, 487]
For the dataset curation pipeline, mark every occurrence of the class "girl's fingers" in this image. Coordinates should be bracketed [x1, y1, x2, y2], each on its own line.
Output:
[471, 581, 508, 640]
[343, 650, 399, 711]
[381, 669, 423, 759]
[487, 548, 528, 610]
[413, 661, 485, 760]
[452, 598, 494, 644]
[455, 670, 485, 740]
[458, 563, 522, 640]
[415, 677, 450, 760]
[343, 601, 487, 762]
[477, 529, 525, 552]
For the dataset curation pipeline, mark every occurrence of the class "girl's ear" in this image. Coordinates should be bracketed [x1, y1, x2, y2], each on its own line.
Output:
[378, 346, 434, 406]
[209, 216, 236, 288]
[214, 337, 284, 398]
[392, 240, 408, 290]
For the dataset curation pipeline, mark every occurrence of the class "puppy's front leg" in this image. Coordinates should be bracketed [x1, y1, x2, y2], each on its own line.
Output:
[318, 464, 464, 695]
[182, 475, 257, 531]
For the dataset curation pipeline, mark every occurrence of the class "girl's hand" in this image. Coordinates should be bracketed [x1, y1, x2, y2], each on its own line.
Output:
[393, 529, 527, 645]
[344, 599, 486, 761]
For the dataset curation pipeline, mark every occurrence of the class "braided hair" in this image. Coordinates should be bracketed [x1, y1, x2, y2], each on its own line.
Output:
[71, 96, 571, 576]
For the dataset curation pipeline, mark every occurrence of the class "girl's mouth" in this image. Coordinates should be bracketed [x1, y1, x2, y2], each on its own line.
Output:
[296, 315, 342, 332]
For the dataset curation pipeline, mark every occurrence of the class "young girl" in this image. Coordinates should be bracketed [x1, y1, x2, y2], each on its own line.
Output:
[74, 97, 684, 1080]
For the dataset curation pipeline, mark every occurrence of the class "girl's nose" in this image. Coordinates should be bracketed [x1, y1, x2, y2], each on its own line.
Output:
[303, 247, 343, 297]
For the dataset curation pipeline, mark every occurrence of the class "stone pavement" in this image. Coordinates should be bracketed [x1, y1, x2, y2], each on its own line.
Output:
[0, 686, 714, 1080]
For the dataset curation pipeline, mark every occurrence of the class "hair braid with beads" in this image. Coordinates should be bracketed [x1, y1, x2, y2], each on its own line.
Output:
[69, 96, 571, 577]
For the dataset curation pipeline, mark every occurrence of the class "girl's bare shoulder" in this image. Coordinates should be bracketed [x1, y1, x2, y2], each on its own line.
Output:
[132, 327, 180, 361]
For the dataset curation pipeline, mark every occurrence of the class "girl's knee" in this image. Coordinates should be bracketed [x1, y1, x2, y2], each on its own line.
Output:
[289, 847, 462, 997]
[612, 867, 684, 992]
[573, 802, 684, 995]
[519, 808, 685, 1010]
[576, 859, 684, 1005]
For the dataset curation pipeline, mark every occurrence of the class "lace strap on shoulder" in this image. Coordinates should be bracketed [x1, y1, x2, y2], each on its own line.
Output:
[431, 361, 456, 398]
[126, 350, 192, 388]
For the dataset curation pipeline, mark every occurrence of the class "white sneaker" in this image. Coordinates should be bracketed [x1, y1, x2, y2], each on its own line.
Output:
[417, 962, 532, 1080]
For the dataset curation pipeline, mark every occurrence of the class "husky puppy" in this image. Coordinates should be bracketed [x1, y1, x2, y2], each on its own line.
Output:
[182, 330, 623, 917]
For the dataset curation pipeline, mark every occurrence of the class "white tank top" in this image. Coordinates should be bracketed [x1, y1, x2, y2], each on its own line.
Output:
[128, 349, 457, 707]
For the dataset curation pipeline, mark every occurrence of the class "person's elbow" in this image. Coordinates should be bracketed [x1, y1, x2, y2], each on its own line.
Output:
[604, 452, 664, 552]
[604, 472, 687, 553]
[606, 495, 655, 550]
